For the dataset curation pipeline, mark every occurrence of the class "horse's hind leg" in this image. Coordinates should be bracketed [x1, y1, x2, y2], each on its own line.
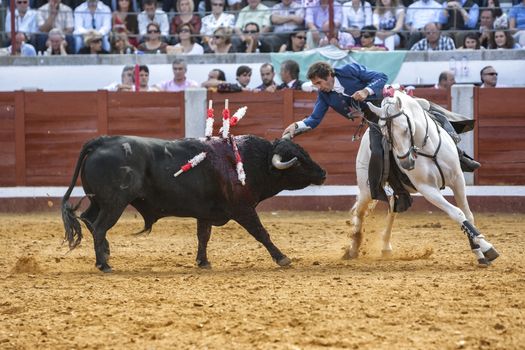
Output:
[343, 189, 373, 260]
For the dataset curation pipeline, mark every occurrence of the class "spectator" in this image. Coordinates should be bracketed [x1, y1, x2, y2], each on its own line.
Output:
[163, 0, 199, 16]
[255, 63, 277, 92]
[110, 31, 136, 53]
[319, 21, 355, 49]
[36, 0, 74, 52]
[277, 60, 304, 90]
[480, 65, 498, 88]
[200, 0, 235, 46]
[342, 0, 373, 43]
[155, 58, 199, 92]
[205, 26, 235, 53]
[137, 22, 168, 53]
[4, 0, 38, 38]
[405, 0, 443, 49]
[305, 0, 342, 47]
[138, 65, 159, 91]
[5, 32, 37, 56]
[350, 25, 387, 51]
[235, 0, 271, 35]
[112, 0, 139, 46]
[201, 68, 227, 89]
[44, 27, 70, 54]
[509, 0, 525, 47]
[236, 65, 252, 90]
[138, 0, 169, 37]
[481, 0, 508, 29]
[410, 22, 456, 51]
[478, 9, 495, 48]
[435, 70, 455, 89]
[218, 65, 253, 92]
[458, 32, 481, 49]
[104, 65, 135, 91]
[373, 0, 405, 51]
[489, 29, 521, 49]
[73, 0, 112, 53]
[170, 0, 201, 43]
[238, 22, 272, 53]
[169, 23, 204, 54]
[271, 0, 305, 42]
[278, 28, 308, 52]
[77, 29, 109, 53]
[440, 0, 480, 32]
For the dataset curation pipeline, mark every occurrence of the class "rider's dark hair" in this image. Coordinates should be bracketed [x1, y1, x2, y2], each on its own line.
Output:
[307, 62, 334, 80]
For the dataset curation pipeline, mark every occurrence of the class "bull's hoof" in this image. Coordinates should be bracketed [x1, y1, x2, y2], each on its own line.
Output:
[197, 260, 212, 269]
[276, 256, 292, 267]
[342, 248, 358, 260]
[96, 263, 113, 273]
[381, 250, 393, 258]
[477, 258, 490, 268]
[483, 247, 500, 262]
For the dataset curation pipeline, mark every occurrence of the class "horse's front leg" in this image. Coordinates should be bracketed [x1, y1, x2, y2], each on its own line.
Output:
[381, 197, 397, 257]
[417, 184, 498, 266]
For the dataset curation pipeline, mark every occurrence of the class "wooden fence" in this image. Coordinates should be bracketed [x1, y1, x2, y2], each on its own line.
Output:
[1, 87, 524, 187]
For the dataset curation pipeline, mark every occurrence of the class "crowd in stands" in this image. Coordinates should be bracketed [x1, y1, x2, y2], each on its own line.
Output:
[1, 0, 524, 55]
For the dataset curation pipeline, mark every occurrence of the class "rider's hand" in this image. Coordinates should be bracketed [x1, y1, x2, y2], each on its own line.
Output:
[351, 89, 370, 102]
[282, 122, 297, 138]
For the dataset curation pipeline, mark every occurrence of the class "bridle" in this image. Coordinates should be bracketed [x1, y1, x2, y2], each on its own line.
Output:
[379, 100, 446, 189]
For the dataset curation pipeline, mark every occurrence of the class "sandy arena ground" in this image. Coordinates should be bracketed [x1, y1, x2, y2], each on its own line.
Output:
[0, 209, 524, 350]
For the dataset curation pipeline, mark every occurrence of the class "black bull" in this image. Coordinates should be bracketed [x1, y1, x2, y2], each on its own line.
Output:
[62, 135, 326, 272]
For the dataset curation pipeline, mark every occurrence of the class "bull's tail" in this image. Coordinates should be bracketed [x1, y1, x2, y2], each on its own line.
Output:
[61, 137, 104, 250]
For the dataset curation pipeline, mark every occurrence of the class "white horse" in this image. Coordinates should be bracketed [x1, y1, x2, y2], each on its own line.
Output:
[344, 90, 499, 266]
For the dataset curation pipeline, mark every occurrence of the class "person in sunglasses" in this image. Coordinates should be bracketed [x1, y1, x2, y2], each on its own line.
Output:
[480, 66, 499, 88]
[36, 0, 74, 52]
[271, 0, 305, 47]
[278, 28, 308, 52]
[4, 0, 38, 39]
[137, 22, 168, 53]
[78, 29, 109, 54]
[170, 0, 201, 43]
[138, 0, 169, 37]
[238, 22, 272, 53]
[350, 25, 387, 51]
[205, 26, 236, 53]
[169, 23, 204, 54]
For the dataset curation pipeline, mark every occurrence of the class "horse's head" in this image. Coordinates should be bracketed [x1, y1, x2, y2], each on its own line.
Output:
[367, 91, 417, 170]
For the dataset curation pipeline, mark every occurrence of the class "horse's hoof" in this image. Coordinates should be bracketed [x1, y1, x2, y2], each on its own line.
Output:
[96, 264, 113, 273]
[483, 247, 500, 262]
[342, 249, 358, 260]
[277, 256, 292, 267]
[381, 250, 393, 258]
[197, 261, 212, 269]
[477, 258, 491, 268]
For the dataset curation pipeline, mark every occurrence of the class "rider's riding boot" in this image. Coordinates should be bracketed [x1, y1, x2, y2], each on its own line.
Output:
[458, 148, 481, 172]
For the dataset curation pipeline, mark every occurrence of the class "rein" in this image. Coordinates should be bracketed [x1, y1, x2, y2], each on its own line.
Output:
[382, 105, 446, 190]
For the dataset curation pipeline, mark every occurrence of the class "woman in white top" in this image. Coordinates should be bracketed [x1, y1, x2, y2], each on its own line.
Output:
[170, 23, 204, 54]
[200, 0, 235, 45]
[372, 0, 405, 51]
[342, 0, 373, 41]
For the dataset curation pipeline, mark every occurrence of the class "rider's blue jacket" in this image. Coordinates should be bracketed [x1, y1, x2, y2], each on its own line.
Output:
[302, 63, 388, 129]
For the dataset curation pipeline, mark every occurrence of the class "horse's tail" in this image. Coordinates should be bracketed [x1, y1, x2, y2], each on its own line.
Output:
[61, 137, 104, 250]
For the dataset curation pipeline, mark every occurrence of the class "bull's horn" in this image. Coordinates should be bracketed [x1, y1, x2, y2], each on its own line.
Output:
[272, 154, 298, 170]
[367, 102, 382, 117]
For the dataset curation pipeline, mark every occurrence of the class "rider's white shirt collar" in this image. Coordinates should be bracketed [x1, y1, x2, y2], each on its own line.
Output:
[333, 77, 349, 96]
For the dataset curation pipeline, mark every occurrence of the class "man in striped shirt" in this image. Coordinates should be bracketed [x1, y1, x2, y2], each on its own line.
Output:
[410, 22, 456, 51]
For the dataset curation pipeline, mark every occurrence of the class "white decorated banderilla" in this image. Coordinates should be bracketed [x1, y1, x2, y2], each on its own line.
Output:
[174, 152, 207, 177]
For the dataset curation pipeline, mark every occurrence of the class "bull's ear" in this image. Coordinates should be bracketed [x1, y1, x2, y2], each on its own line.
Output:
[367, 102, 382, 117]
